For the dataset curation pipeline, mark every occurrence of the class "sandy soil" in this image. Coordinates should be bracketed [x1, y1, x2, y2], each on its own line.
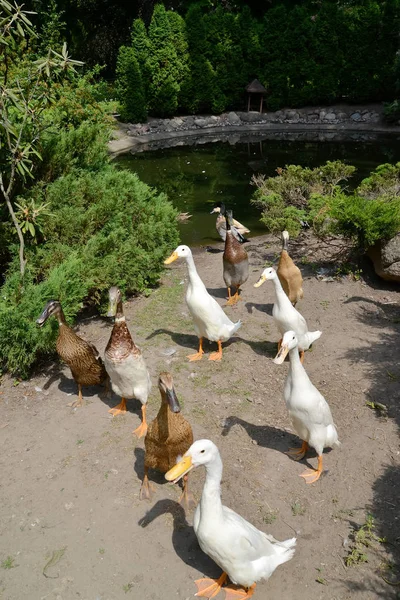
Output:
[0, 233, 399, 600]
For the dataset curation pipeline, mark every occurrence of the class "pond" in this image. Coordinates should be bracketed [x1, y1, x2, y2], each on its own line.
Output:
[116, 131, 400, 245]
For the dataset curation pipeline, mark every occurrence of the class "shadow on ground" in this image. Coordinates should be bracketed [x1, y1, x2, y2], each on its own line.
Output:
[344, 294, 400, 594]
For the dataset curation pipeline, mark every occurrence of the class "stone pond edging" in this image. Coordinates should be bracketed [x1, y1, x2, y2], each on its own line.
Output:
[109, 104, 400, 156]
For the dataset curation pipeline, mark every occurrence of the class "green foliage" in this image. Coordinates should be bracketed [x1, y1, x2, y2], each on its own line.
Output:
[0, 166, 179, 376]
[252, 160, 400, 248]
[115, 46, 147, 123]
[345, 514, 385, 567]
[383, 100, 400, 124]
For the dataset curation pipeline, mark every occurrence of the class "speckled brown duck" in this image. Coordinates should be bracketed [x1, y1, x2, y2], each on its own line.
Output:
[277, 230, 304, 306]
[223, 210, 249, 306]
[104, 286, 151, 438]
[36, 300, 107, 408]
[140, 372, 194, 509]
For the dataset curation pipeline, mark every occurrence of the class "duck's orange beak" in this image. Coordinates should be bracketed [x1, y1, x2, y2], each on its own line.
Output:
[164, 251, 179, 265]
[165, 455, 193, 483]
[254, 274, 266, 288]
[273, 344, 289, 364]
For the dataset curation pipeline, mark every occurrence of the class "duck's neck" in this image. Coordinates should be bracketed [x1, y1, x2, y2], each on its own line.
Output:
[288, 346, 307, 380]
[185, 253, 206, 290]
[272, 274, 289, 303]
[55, 308, 67, 328]
[200, 454, 224, 517]
[115, 299, 125, 323]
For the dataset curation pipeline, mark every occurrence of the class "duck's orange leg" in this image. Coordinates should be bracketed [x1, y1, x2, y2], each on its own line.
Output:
[226, 287, 240, 306]
[286, 440, 308, 461]
[178, 474, 196, 511]
[209, 340, 223, 361]
[299, 350, 305, 364]
[108, 396, 127, 416]
[224, 583, 256, 600]
[300, 455, 323, 484]
[195, 571, 228, 598]
[133, 404, 148, 438]
[140, 467, 155, 501]
[68, 384, 84, 408]
[187, 337, 204, 362]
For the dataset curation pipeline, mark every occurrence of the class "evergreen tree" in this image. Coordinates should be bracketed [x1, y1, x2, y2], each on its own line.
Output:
[181, 4, 218, 113]
[115, 46, 147, 123]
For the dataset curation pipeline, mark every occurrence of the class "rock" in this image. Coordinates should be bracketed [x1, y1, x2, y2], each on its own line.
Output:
[240, 111, 263, 123]
[368, 233, 400, 281]
[194, 118, 207, 127]
[337, 112, 348, 120]
[351, 112, 362, 122]
[324, 112, 336, 120]
[227, 111, 241, 124]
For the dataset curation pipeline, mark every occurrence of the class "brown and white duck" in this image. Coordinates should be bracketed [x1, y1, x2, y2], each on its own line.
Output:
[210, 202, 250, 242]
[140, 372, 194, 509]
[104, 286, 152, 438]
[223, 210, 249, 305]
[36, 300, 108, 408]
[277, 231, 303, 306]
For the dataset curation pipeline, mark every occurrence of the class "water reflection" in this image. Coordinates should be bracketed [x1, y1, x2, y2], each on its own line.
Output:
[116, 131, 400, 245]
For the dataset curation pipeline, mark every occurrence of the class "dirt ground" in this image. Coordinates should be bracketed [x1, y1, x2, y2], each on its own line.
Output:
[0, 233, 399, 600]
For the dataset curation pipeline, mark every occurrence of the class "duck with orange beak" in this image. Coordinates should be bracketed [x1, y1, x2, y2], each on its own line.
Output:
[274, 330, 340, 483]
[166, 440, 296, 600]
[164, 245, 241, 361]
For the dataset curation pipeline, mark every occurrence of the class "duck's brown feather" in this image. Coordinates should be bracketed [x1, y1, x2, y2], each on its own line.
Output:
[277, 250, 304, 305]
[56, 324, 107, 386]
[223, 231, 249, 288]
[105, 320, 140, 362]
[144, 403, 193, 473]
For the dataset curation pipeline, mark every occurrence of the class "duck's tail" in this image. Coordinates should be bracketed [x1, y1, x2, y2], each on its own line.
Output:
[308, 330, 322, 346]
[327, 423, 341, 448]
[232, 226, 248, 243]
[274, 537, 297, 566]
[230, 320, 242, 336]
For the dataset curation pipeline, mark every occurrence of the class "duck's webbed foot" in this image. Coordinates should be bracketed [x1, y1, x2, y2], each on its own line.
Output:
[209, 340, 223, 361]
[223, 584, 256, 600]
[187, 338, 204, 362]
[286, 440, 308, 461]
[108, 397, 127, 416]
[195, 572, 228, 598]
[300, 455, 323, 484]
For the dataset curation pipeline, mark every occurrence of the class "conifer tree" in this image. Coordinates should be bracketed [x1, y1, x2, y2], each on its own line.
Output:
[115, 46, 147, 123]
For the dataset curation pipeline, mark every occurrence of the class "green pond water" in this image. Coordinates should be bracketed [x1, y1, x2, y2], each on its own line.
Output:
[116, 132, 400, 245]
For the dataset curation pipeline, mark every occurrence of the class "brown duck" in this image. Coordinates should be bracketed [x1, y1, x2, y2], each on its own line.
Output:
[223, 210, 249, 306]
[277, 230, 304, 306]
[140, 372, 194, 509]
[36, 300, 108, 408]
[104, 286, 152, 438]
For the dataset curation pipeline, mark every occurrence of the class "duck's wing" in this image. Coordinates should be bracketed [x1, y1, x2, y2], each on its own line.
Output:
[232, 218, 250, 234]
[222, 505, 281, 558]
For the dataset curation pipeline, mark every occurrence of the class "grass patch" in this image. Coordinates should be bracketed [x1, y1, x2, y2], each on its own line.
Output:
[345, 514, 385, 567]
[1, 556, 17, 570]
[291, 500, 306, 516]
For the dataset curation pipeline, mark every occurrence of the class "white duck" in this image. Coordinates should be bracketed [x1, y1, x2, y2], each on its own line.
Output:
[254, 267, 321, 361]
[166, 440, 296, 600]
[164, 245, 241, 362]
[274, 330, 340, 484]
[104, 286, 152, 438]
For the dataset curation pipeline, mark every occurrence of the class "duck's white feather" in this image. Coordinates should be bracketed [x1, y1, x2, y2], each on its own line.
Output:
[190, 441, 296, 589]
[284, 341, 340, 456]
[182, 247, 241, 342]
[104, 353, 151, 404]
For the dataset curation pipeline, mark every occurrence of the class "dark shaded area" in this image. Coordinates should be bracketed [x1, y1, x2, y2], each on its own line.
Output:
[344, 294, 400, 592]
[138, 499, 220, 578]
[146, 328, 241, 354]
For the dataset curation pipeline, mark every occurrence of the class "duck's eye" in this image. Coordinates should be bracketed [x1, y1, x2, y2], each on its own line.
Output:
[200, 449, 205, 454]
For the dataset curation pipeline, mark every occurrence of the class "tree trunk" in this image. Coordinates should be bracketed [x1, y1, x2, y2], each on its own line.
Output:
[3, 191, 26, 277]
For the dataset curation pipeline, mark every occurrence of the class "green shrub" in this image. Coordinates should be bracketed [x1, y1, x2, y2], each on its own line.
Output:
[252, 160, 400, 249]
[0, 166, 179, 377]
[115, 46, 147, 123]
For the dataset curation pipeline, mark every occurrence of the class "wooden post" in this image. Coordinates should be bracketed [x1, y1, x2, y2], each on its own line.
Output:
[260, 95, 263, 113]
[247, 94, 251, 112]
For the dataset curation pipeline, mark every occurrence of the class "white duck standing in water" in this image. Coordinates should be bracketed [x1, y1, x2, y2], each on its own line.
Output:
[164, 245, 241, 361]
[104, 286, 152, 438]
[274, 330, 340, 483]
[166, 439, 296, 600]
[254, 266, 321, 361]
